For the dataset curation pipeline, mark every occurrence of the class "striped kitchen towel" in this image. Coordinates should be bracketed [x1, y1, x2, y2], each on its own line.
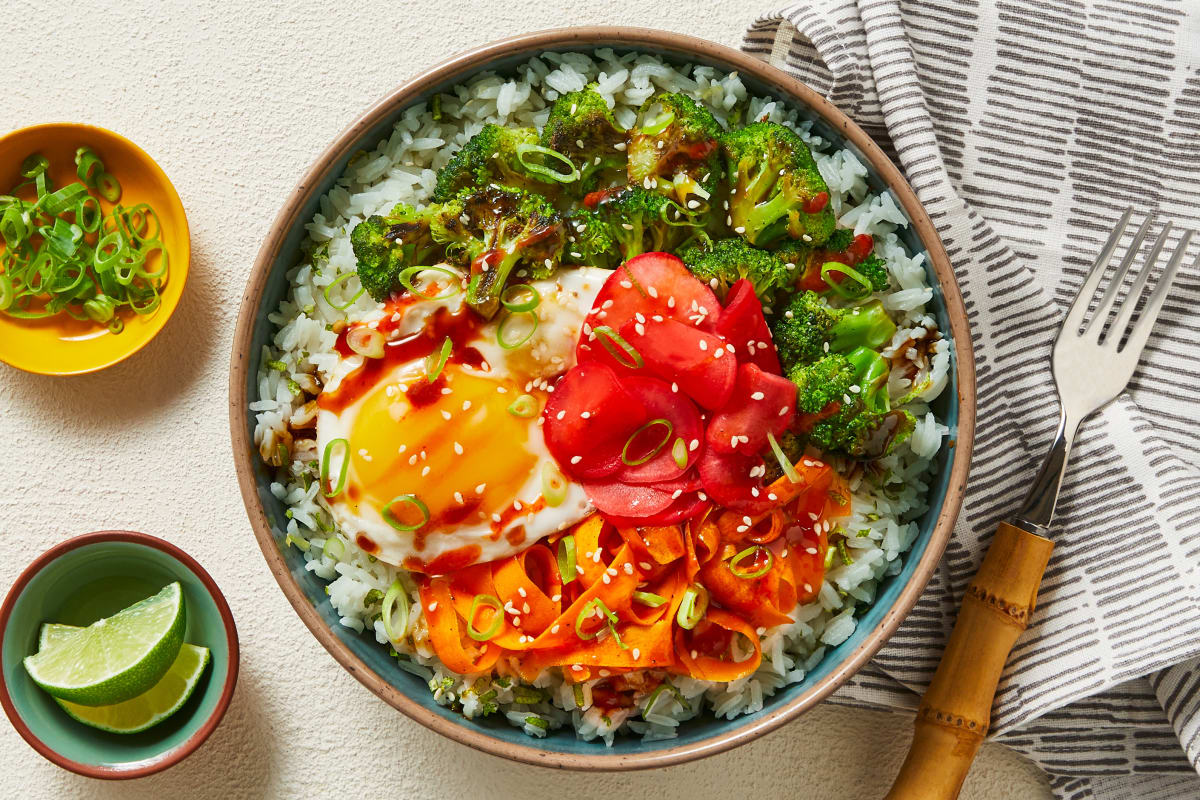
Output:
[743, 2, 1200, 798]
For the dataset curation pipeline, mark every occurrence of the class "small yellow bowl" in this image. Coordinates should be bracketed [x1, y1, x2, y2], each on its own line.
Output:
[0, 123, 190, 376]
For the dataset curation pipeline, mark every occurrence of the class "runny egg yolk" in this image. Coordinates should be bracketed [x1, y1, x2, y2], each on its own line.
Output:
[343, 364, 538, 532]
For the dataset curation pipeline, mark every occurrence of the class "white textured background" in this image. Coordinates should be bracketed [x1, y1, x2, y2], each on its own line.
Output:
[0, 1, 1053, 798]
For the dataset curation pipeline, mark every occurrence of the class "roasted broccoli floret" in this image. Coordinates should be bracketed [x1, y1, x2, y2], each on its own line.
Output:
[587, 185, 700, 261]
[351, 203, 443, 302]
[680, 238, 791, 301]
[778, 229, 890, 295]
[431, 186, 565, 318]
[855, 254, 890, 293]
[541, 85, 627, 194]
[720, 122, 835, 248]
[562, 208, 619, 268]
[627, 93, 723, 207]
[433, 124, 576, 202]
[771, 291, 897, 370]
[788, 350, 910, 459]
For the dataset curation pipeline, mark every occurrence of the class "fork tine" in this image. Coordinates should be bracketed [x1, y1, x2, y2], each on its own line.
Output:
[1119, 229, 1194, 358]
[1105, 222, 1172, 346]
[1063, 207, 1134, 331]
[1082, 211, 1154, 336]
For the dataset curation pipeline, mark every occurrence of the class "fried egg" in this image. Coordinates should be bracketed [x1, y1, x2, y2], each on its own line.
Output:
[314, 266, 611, 573]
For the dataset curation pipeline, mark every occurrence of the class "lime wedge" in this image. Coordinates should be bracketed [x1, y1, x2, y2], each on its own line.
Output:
[24, 582, 185, 706]
[54, 639, 211, 734]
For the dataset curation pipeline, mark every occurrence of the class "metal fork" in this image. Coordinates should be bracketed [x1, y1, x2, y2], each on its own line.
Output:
[886, 209, 1197, 800]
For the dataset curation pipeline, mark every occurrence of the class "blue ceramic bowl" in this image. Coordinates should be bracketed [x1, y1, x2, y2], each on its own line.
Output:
[0, 531, 239, 778]
[230, 27, 974, 769]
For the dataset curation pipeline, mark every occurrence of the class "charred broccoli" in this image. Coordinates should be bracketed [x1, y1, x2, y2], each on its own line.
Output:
[627, 93, 723, 207]
[562, 208, 619, 268]
[351, 203, 443, 302]
[433, 124, 578, 202]
[679, 238, 792, 301]
[586, 185, 701, 261]
[431, 186, 565, 318]
[541, 85, 626, 194]
[771, 290, 896, 370]
[720, 122, 835, 248]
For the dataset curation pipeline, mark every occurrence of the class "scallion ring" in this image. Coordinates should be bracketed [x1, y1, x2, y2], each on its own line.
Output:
[729, 545, 774, 579]
[382, 494, 430, 532]
[557, 536, 577, 584]
[320, 438, 350, 497]
[641, 110, 676, 136]
[676, 584, 708, 630]
[466, 594, 504, 641]
[500, 283, 541, 313]
[621, 418, 673, 466]
[514, 142, 581, 183]
[593, 325, 643, 369]
[95, 172, 121, 203]
[671, 437, 688, 469]
[323, 535, 346, 561]
[632, 590, 666, 608]
[323, 272, 365, 310]
[542, 462, 568, 508]
[74, 147, 104, 186]
[398, 265, 462, 301]
[345, 326, 385, 359]
[507, 393, 538, 418]
[820, 261, 873, 300]
[426, 336, 452, 380]
[497, 310, 539, 350]
[19, 154, 48, 178]
[575, 597, 617, 641]
[767, 432, 801, 484]
[381, 579, 409, 641]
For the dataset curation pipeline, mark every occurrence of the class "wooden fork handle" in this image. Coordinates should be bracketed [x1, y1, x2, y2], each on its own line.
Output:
[884, 522, 1054, 800]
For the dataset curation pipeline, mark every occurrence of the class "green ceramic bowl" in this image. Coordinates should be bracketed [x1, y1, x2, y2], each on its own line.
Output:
[0, 531, 239, 779]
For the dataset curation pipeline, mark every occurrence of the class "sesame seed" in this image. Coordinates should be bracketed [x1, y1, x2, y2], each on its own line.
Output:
[804, 583, 813, 593]
[801, 233, 813, 242]
[806, 547, 818, 554]
[736, 524, 748, 533]
[672, 489, 683, 499]
[571, 456, 582, 464]
[462, 400, 472, 410]
[581, 411, 591, 419]
[514, 500, 523, 511]
[623, 562, 633, 574]
[689, 439, 699, 451]
[576, 564, 585, 575]
[592, 549, 602, 562]
[621, 223, 634, 231]
[849, 385, 861, 394]
[421, 466, 431, 477]
[492, 513, 502, 523]
[639, 561, 652, 570]
[713, 347, 724, 358]
[734, 226, 746, 234]
[522, 602, 531, 614]
[614, 142, 626, 151]
[699, 340, 708, 351]
[551, 595, 561, 603]
[667, 296, 676, 308]
[601, 573, 611, 584]
[512, 616, 521, 626]
[691, 650, 698, 659]
[475, 483, 486, 494]
[697, 492, 707, 501]
[556, 410, 566, 420]
[751, 391, 765, 400]
[551, 624, 561, 633]
[453, 441, 463, 455]
[454, 491, 464, 504]
[408, 454, 418, 466]
[779, 406, 790, 416]
[428, 602, 438, 612]
[441, 410, 452, 420]
[768, 493, 778, 501]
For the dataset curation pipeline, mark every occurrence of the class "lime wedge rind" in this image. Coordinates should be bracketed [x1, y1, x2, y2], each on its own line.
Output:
[54, 643, 211, 734]
[23, 582, 186, 706]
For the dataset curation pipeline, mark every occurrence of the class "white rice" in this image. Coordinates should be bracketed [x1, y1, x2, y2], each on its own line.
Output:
[251, 49, 950, 743]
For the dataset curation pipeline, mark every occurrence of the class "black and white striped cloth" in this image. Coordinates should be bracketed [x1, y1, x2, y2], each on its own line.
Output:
[743, 3, 1200, 798]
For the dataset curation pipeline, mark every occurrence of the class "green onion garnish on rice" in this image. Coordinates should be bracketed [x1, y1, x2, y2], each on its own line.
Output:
[382, 579, 409, 642]
[557, 536, 576, 585]
[320, 438, 350, 497]
[323, 272, 365, 311]
[729, 545, 773, 580]
[322, 535, 346, 561]
[511, 686, 545, 704]
[466, 594, 504, 641]
[572, 683, 585, 708]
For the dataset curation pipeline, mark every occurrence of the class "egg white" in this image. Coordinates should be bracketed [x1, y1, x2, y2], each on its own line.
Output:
[315, 266, 611, 571]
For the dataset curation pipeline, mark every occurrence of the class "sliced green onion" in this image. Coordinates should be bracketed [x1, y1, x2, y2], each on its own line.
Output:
[382, 579, 409, 641]
[524, 715, 549, 730]
[497, 310, 538, 349]
[767, 432, 801, 484]
[0, 274, 13, 311]
[323, 535, 346, 561]
[82, 295, 116, 324]
[659, 199, 704, 228]
[398, 265, 462, 300]
[838, 539, 854, 566]
[74, 147, 104, 186]
[364, 588, 384, 606]
[557, 536, 577, 584]
[507, 393, 538, 418]
[382, 494, 429, 531]
[572, 683, 585, 708]
[95, 172, 121, 202]
[320, 438, 350, 497]
[285, 530, 310, 551]
[515, 142, 580, 183]
[576, 597, 617, 641]
[346, 326, 385, 358]
[820, 261, 873, 300]
[542, 462, 568, 507]
[621, 418, 673, 466]
[641, 110, 676, 136]
[593, 325, 643, 369]
[729, 545, 774, 579]
[426, 337, 452, 380]
[645, 680, 691, 715]
[511, 686, 544, 704]
[632, 591, 667, 608]
[466, 594, 504, 641]
[20, 154, 49, 178]
[671, 437, 688, 469]
[323, 272, 365, 310]
[676, 584, 708, 630]
[824, 545, 835, 570]
[500, 283, 541, 312]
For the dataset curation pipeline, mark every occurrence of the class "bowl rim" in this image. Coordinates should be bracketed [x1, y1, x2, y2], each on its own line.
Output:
[0, 121, 192, 377]
[0, 530, 240, 779]
[228, 25, 976, 770]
